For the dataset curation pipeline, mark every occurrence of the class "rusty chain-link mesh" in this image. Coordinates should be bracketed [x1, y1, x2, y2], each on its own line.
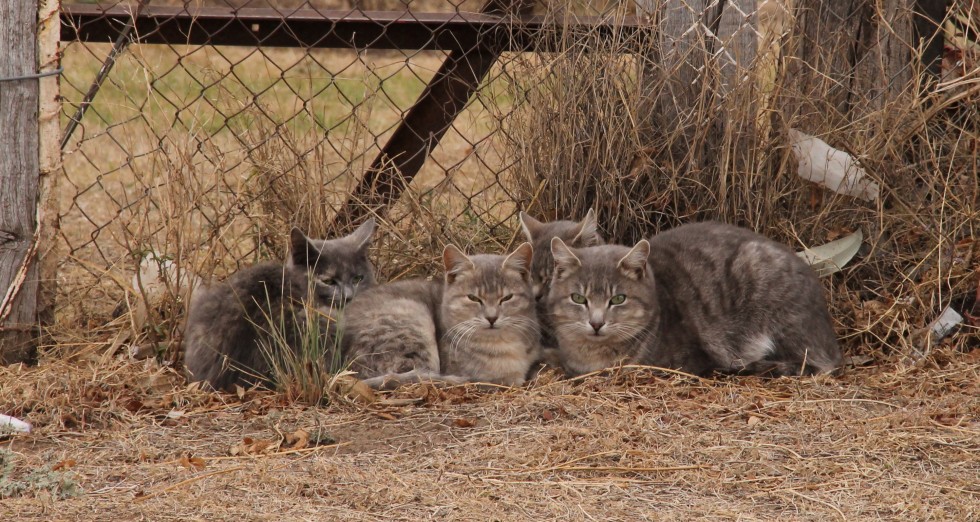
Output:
[55, 0, 665, 340]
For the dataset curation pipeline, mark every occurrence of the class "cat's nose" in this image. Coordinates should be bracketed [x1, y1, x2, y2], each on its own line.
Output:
[589, 320, 605, 334]
[486, 315, 498, 327]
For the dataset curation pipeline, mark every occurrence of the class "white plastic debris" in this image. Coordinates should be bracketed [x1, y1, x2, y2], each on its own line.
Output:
[929, 306, 964, 341]
[789, 128, 880, 202]
[0, 414, 31, 434]
[796, 229, 864, 277]
[134, 252, 201, 305]
[131, 251, 202, 330]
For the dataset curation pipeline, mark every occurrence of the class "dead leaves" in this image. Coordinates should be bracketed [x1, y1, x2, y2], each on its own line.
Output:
[328, 374, 377, 404]
[178, 455, 206, 471]
[228, 429, 321, 457]
[452, 417, 479, 428]
[51, 458, 77, 472]
[540, 406, 568, 422]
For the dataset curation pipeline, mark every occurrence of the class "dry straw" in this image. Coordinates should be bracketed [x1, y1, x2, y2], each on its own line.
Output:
[50, 1, 978, 363]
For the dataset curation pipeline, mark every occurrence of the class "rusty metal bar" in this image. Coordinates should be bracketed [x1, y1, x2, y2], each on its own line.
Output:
[334, 0, 538, 226]
[62, 1, 150, 150]
[61, 4, 645, 52]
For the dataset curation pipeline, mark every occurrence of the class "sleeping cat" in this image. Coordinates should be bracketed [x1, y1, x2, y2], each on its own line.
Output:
[183, 219, 376, 391]
[547, 222, 842, 377]
[342, 243, 540, 389]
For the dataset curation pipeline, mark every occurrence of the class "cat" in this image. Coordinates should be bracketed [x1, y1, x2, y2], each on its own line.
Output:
[518, 210, 603, 365]
[341, 243, 540, 389]
[518, 209, 603, 299]
[182, 219, 376, 391]
[546, 222, 842, 377]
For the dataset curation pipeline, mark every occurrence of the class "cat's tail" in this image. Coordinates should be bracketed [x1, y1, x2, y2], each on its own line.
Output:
[361, 370, 470, 391]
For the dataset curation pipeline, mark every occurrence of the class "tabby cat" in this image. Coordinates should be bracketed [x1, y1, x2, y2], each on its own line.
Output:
[518, 210, 603, 360]
[518, 209, 603, 299]
[547, 222, 842, 377]
[183, 219, 376, 390]
[342, 243, 540, 389]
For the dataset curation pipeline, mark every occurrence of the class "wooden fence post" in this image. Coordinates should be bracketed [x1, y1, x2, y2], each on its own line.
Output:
[0, 0, 42, 363]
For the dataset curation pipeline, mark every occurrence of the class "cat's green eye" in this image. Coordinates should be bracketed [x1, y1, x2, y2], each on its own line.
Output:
[570, 293, 587, 305]
[500, 294, 513, 303]
[609, 294, 627, 305]
[320, 276, 336, 285]
[467, 294, 482, 303]
[352, 275, 364, 284]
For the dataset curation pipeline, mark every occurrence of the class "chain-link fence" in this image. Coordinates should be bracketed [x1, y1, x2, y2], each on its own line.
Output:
[54, 0, 659, 343]
[52, 0, 977, 356]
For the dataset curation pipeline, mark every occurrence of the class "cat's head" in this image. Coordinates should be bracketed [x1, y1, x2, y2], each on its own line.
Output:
[546, 238, 656, 375]
[518, 209, 603, 299]
[288, 218, 376, 307]
[439, 242, 539, 344]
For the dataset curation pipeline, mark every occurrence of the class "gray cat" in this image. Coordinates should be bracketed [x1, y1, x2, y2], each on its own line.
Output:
[547, 222, 842, 377]
[518, 210, 603, 361]
[342, 243, 540, 389]
[518, 209, 603, 299]
[183, 219, 376, 391]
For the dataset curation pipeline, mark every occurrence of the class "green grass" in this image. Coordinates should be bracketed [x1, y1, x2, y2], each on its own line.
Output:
[0, 450, 81, 501]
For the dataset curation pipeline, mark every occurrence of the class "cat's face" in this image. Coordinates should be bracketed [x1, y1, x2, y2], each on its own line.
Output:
[519, 209, 603, 300]
[440, 243, 539, 345]
[546, 238, 656, 375]
[288, 218, 376, 307]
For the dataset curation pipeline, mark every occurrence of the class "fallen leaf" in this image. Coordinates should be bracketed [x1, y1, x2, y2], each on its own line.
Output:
[52, 459, 77, 471]
[796, 229, 863, 277]
[540, 407, 569, 421]
[330, 374, 377, 404]
[453, 417, 478, 428]
[179, 455, 206, 470]
[285, 429, 310, 450]
[229, 437, 279, 456]
[747, 415, 762, 427]
[124, 399, 144, 413]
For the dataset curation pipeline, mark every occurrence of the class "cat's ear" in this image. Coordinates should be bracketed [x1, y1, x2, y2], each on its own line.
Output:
[443, 244, 474, 284]
[518, 211, 544, 242]
[346, 217, 376, 251]
[551, 237, 581, 281]
[289, 227, 318, 267]
[502, 242, 533, 281]
[617, 240, 650, 280]
[571, 208, 602, 247]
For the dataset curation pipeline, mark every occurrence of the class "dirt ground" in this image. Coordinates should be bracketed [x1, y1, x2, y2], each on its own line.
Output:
[2, 348, 978, 521]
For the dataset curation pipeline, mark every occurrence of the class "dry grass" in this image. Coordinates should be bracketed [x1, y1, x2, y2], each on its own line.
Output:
[52, 1, 979, 361]
[7, 1, 978, 518]
[2, 351, 978, 520]
[503, 2, 980, 360]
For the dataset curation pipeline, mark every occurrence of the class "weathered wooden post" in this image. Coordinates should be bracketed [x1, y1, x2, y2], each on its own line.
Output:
[0, 0, 60, 363]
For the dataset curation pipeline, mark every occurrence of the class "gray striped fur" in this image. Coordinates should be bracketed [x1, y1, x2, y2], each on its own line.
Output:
[547, 222, 842, 377]
[342, 243, 540, 388]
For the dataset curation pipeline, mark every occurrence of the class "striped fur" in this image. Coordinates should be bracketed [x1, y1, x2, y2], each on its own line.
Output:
[547, 222, 842, 377]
